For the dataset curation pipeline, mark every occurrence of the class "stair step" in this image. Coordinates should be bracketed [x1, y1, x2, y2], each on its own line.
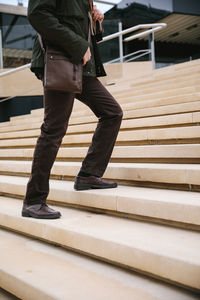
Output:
[124, 101, 200, 121]
[0, 287, 18, 300]
[130, 66, 200, 87]
[1, 112, 199, 140]
[0, 196, 200, 291]
[1, 228, 198, 300]
[0, 126, 199, 148]
[0, 175, 199, 228]
[116, 86, 200, 104]
[112, 78, 200, 98]
[109, 74, 200, 96]
[45, 100, 200, 124]
[115, 64, 200, 88]
[128, 73, 200, 91]
[100, 62, 200, 93]
[0, 129, 41, 140]
[10, 113, 32, 122]
[30, 108, 44, 116]
[1, 100, 200, 136]
[0, 122, 41, 134]
[0, 144, 199, 162]
[24, 92, 200, 126]
[122, 93, 200, 111]
[0, 160, 199, 187]
[174, 59, 200, 70]
[3, 93, 200, 128]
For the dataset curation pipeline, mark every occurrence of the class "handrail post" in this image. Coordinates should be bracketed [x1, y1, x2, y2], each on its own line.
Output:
[148, 32, 155, 69]
[0, 29, 3, 69]
[118, 21, 123, 63]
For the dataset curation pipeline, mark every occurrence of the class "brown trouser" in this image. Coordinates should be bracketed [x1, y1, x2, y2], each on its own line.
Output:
[24, 76, 123, 205]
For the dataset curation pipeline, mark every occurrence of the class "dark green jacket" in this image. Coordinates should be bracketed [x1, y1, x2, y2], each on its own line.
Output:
[28, 0, 106, 78]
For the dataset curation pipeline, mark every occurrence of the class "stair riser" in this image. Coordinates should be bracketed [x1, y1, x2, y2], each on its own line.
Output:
[0, 179, 199, 229]
[1, 228, 168, 300]
[113, 79, 200, 98]
[123, 70, 200, 90]
[0, 126, 200, 148]
[0, 161, 200, 187]
[0, 271, 51, 300]
[124, 102, 200, 121]
[2, 111, 200, 140]
[130, 68, 200, 88]
[0, 145, 199, 163]
[1, 100, 200, 135]
[3, 93, 200, 128]
[0, 211, 199, 291]
[116, 87, 200, 104]
[122, 94, 200, 113]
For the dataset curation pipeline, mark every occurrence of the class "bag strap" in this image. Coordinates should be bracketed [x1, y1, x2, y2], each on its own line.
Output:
[88, 0, 93, 11]
[38, 34, 45, 54]
[88, 0, 103, 35]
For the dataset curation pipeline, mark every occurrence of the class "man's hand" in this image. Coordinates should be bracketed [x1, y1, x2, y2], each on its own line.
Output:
[82, 47, 91, 66]
[92, 5, 104, 22]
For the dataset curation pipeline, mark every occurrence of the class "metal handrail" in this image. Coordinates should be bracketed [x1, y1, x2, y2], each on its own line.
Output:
[95, 0, 118, 5]
[0, 63, 31, 77]
[0, 23, 167, 78]
[124, 25, 165, 42]
[99, 23, 167, 43]
[99, 22, 167, 68]
[125, 50, 151, 63]
[105, 49, 150, 64]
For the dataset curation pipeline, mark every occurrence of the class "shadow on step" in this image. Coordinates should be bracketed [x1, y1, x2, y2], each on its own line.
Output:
[0, 287, 20, 300]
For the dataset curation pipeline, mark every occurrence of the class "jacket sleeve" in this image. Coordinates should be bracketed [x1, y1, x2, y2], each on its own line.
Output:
[27, 0, 89, 64]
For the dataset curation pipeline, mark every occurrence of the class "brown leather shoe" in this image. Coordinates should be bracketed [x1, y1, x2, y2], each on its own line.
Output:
[74, 176, 117, 191]
[22, 203, 61, 219]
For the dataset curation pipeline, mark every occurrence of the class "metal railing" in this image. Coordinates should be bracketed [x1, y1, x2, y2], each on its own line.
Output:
[100, 22, 167, 68]
[0, 62, 31, 78]
[0, 30, 3, 69]
[95, 0, 118, 4]
[0, 22, 167, 80]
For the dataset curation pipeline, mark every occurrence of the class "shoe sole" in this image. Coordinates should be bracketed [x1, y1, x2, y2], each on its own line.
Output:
[74, 183, 117, 191]
[22, 211, 61, 219]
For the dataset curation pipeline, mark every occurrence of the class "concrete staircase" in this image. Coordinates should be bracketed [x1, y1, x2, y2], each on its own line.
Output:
[0, 59, 200, 299]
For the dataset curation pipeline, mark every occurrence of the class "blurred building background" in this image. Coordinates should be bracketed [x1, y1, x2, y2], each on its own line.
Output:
[0, 3, 34, 68]
[0, 0, 200, 68]
[100, 0, 200, 66]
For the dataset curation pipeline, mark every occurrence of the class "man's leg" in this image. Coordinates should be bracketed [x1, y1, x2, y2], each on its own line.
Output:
[74, 76, 123, 190]
[22, 89, 74, 218]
